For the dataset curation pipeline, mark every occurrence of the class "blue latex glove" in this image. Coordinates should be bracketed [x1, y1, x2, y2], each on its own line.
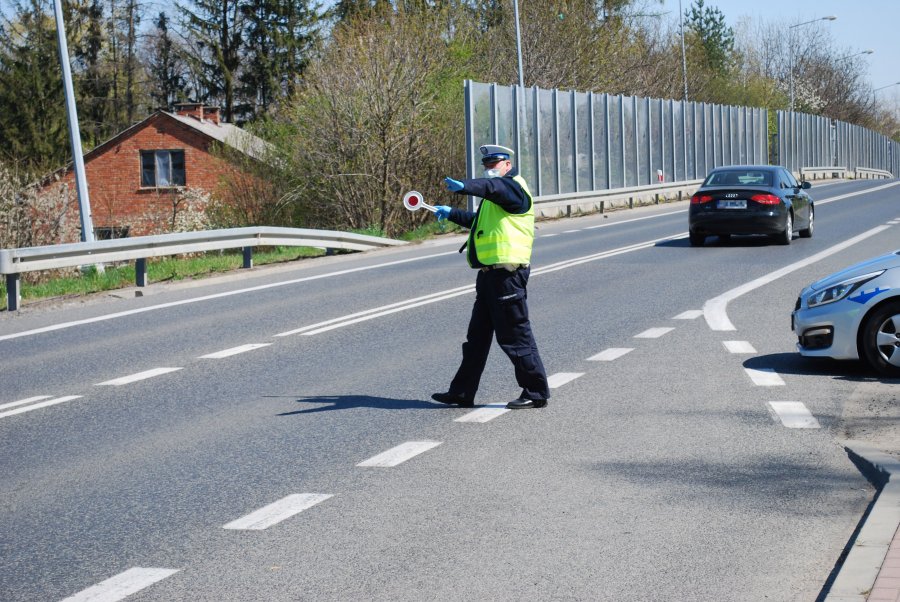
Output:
[434, 205, 451, 221]
[444, 177, 464, 192]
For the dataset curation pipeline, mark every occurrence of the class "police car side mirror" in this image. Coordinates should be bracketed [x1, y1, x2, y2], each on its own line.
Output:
[801, 181, 812, 190]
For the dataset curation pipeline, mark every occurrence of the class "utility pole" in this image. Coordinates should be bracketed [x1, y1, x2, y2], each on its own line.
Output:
[52, 0, 96, 246]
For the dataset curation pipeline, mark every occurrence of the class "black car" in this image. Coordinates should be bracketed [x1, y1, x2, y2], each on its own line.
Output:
[688, 165, 814, 246]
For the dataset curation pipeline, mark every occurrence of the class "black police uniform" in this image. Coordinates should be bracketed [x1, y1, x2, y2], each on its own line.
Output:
[441, 167, 550, 406]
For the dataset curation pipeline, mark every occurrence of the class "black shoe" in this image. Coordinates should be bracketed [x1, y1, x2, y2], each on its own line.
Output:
[431, 391, 475, 408]
[506, 397, 548, 409]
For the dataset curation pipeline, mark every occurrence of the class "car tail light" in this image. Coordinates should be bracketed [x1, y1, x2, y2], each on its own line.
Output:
[750, 193, 781, 205]
[691, 194, 714, 204]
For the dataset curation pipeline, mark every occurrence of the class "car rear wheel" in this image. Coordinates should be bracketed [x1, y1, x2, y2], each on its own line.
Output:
[689, 231, 706, 247]
[860, 301, 900, 377]
[775, 213, 792, 245]
[799, 207, 814, 238]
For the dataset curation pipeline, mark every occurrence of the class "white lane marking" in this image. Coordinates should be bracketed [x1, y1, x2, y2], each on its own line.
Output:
[541, 233, 559, 238]
[357, 441, 442, 467]
[723, 341, 756, 354]
[96, 367, 182, 386]
[0, 395, 51, 412]
[704, 225, 891, 331]
[60, 567, 179, 602]
[584, 209, 686, 229]
[563, 229, 580, 234]
[745, 367, 785, 386]
[0, 251, 457, 343]
[768, 401, 821, 429]
[0, 395, 82, 420]
[673, 310, 703, 320]
[455, 404, 510, 423]
[635, 327, 674, 339]
[284, 234, 685, 336]
[199, 343, 271, 359]
[587, 348, 634, 361]
[548, 372, 584, 388]
[814, 181, 900, 206]
[223, 494, 333, 530]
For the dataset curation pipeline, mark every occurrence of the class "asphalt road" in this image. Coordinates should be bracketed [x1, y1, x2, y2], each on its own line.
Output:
[2, 179, 899, 601]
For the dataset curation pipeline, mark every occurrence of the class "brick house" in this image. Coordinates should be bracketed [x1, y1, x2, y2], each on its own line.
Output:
[45, 102, 270, 239]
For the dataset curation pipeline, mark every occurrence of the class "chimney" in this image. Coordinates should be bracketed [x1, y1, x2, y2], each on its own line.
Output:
[173, 102, 220, 125]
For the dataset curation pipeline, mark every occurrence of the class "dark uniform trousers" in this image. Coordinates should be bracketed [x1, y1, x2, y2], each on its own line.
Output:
[449, 265, 550, 401]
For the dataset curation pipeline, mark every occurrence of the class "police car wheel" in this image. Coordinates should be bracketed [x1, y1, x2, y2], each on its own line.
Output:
[860, 301, 900, 377]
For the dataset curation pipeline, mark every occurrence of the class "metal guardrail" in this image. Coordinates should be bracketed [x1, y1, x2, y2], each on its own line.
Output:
[800, 166, 847, 180]
[1, 226, 407, 311]
[855, 167, 894, 180]
[533, 179, 704, 217]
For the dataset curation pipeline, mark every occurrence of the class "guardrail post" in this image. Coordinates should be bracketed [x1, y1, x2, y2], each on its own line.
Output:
[5, 274, 20, 311]
[600, 201, 605, 214]
[242, 247, 253, 269]
[135, 258, 147, 287]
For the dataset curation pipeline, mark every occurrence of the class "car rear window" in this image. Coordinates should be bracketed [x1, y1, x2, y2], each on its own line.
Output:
[704, 170, 772, 187]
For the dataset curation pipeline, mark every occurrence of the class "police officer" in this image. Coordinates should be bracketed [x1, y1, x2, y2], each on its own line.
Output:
[430, 144, 550, 409]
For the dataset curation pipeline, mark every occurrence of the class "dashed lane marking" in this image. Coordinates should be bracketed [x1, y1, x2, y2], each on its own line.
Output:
[673, 310, 704, 320]
[357, 441, 442, 467]
[60, 567, 179, 602]
[541, 233, 559, 237]
[0, 395, 82, 420]
[723, 341, 756, 354]
[587, 348, 634, 361]
[563, 230, 580, 234]
[223, 494, 333, 530]
[455, 404, 510, 423]
[634, 327, 675, 339]
[199, 343, 271, 359]
[548, 372, 584, 388]
[96, 367, 183, 386]
[745, 367, 785, 386]
[767, 402, 821, 428]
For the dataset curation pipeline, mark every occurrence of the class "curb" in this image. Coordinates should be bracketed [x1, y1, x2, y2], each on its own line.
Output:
[825, 440, 900, 601]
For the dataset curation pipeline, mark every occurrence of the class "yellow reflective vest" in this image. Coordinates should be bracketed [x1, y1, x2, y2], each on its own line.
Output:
[468, 174, 535, 268]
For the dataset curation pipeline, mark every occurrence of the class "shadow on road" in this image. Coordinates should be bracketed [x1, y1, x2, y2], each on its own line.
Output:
[273, 395, 442, 415]
[744, 352, 890, 382]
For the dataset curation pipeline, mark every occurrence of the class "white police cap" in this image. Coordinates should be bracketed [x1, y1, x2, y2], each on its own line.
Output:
[479, 144, 514, 164]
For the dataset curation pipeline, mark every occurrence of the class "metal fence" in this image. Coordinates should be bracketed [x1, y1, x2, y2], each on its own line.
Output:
[464, 80, 769, 197]
[777, 111, 900, 177]
[465, 80, 899, 200]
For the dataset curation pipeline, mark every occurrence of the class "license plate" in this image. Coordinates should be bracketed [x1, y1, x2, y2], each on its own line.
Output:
[718, 199, 746, 209]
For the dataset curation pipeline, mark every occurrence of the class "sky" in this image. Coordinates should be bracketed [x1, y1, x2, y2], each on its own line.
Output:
[659, 0, 900, 104]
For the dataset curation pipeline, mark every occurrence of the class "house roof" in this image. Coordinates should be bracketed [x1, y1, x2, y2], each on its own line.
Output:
[161, 112, 273, 161]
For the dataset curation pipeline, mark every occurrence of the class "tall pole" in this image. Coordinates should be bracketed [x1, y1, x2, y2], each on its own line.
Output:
[789, 16, 837, 112]
[678, 0, 688, 101]
[52, 0, 95, 245]
[513, 0, 524, 89]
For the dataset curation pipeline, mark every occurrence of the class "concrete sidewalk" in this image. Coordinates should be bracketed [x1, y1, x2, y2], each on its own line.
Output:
[826, 380, 900, 601]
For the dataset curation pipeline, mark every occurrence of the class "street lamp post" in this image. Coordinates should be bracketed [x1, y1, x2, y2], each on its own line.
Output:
[789, 15, 837, 112]
[513, 0, 524, 89]
[678, 0, 688, 101]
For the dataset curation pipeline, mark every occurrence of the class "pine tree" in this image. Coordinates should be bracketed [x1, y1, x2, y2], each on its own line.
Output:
[146, 12, 187, 110]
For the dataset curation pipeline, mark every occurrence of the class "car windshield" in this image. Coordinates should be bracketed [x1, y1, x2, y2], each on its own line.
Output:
[705, 170, 772, 187]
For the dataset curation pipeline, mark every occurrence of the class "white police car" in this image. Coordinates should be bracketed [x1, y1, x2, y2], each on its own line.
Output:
[792, 250, 900, 376]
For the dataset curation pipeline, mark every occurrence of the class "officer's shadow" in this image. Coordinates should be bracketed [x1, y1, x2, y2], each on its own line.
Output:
[274, 395, 441, 416]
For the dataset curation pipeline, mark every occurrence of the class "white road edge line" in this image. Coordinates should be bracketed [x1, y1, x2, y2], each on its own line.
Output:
[455, 404, 510, 423]
[768, 401, 821, 429]
[199, 343, 271, 359]
[0, 395, 82, 420]
[548, 372, 584, 388]
[60, 567, 180, 602]
[587, 348, 634, 361]
[96, 367, 183, 386]
[0, 395, 51, 412]
[704, 225, 891, 331]
[358, 441, 442, 467]
[223, 493, 333, 530]
[745, 367, 786, 386]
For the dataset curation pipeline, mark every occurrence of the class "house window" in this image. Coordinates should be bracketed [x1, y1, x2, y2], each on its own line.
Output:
[140, 150, 185, 187]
